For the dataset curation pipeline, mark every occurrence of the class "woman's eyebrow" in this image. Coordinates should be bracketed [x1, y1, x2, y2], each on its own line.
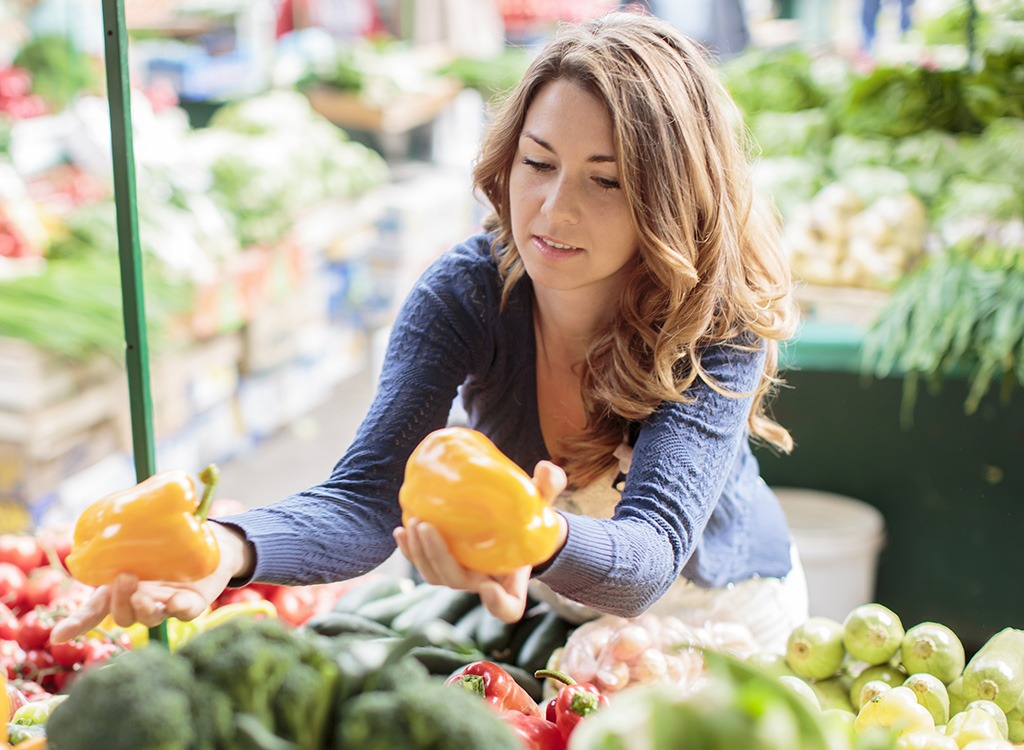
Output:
[522, 132, 616, 164]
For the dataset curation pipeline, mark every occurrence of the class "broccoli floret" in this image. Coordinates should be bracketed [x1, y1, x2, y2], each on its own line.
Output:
[45, 645, 233, 750]
[179, 616, 342, 749]
[179, 616, 298, 733]
[335, 679, 521, 750]
[273, 630, 341, 750]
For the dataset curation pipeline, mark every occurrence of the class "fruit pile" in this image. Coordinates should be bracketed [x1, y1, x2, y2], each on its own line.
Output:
[766, 603, 1024, 748]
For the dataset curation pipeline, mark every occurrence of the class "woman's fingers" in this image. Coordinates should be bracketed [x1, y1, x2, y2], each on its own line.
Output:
[479, 567, 530, 623]
[533, 460, 567, 504]
[109, 573, 143, 628]
[49, 585, 112, 643]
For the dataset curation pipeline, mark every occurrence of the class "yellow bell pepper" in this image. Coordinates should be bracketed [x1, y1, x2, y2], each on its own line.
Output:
[855, 685, 936, 739]
[66, 466, 221, 587]
[398, 427, 561, 575]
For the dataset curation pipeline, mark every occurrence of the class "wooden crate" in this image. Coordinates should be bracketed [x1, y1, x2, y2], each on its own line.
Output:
[303, 77, 463, 135]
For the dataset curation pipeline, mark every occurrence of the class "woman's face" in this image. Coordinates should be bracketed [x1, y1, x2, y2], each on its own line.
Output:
[509, 79, 639, 299]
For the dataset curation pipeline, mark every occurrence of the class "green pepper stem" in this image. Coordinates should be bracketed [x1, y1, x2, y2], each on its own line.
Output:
[534, 669, 577, 686]
[458, 674, 487, 697]
[195, 463, 220, 522]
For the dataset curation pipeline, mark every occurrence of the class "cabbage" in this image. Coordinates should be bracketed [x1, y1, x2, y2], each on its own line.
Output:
[720, 47, 825, 115]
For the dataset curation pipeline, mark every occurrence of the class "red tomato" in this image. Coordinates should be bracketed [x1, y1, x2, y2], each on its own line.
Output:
[0, 562, 26, 611]
[22, 566, 69, 609]
[15, 609, 53, 651]
[35, 527, 72, 567]
[0, 609, 20, 641]
[0, 639, 26, 680]
[49, 637, 87, 668]
[0, 535, 45, 574]
[215, 587, 267, 608]
[48, 668, 77, 693]
[82, 640, 118, 666]
[15, 648, 55, 683]
[49, 580, 94, 612]
[269, 586, 318, 628]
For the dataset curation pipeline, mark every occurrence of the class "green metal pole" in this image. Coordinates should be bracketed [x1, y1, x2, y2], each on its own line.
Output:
[100, 0, 168, 647]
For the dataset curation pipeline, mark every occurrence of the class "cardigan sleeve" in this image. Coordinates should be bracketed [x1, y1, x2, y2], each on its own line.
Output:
[216, 239, 498, 585]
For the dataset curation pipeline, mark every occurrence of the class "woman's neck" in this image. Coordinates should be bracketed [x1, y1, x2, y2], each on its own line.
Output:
[532, 287, 612, 366]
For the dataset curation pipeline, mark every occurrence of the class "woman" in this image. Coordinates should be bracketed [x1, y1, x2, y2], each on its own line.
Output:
[52, 11, 807, 653]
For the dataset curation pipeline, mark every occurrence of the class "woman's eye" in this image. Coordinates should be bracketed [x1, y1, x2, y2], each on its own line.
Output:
[521, 157, 553, 172]
[595, 176, 621, 190]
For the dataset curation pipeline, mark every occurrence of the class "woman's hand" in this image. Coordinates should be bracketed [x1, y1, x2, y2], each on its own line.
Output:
[49, 522, 252, 643]
[393, 460, 568, 623]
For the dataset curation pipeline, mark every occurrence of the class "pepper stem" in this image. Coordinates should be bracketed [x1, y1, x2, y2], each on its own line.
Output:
[195, 463, 220, 522]
[534, 669, 577, 686]
[457, 674, 487, 697]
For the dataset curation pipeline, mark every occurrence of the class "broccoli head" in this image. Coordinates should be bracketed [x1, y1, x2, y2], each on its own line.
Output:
[335, 678, 521, 750]
[45, 645, 233, 750]
[179, 615, 342, 749]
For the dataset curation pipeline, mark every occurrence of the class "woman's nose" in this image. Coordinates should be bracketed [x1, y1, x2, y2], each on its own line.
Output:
[541, 175, 581, 224]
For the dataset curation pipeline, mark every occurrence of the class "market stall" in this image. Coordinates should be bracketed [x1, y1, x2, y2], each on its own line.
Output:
[0, 0, 1022, 747]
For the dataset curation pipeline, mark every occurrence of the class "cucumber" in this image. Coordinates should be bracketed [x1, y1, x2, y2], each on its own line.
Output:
[408, 645, 487, 677]
[451, 604, 487, 644]
[474, 609, 517, 660]
[390, 588, 480, 634]
[513, 611, 574, 675]
[303, 611, 399, 639]
[332, 575, 415, 614]
[355, 582, 440, 626]
[505, 605, 550, 666]
[962, 627, 1024, 713]
[401, 618, 480, 654]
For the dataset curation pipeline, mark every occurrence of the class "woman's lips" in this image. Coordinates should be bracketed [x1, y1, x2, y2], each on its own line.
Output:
[533, 235, 583, 259]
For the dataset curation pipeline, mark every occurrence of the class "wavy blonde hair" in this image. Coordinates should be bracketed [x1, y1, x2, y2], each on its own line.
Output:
[473, 11, 799, 487]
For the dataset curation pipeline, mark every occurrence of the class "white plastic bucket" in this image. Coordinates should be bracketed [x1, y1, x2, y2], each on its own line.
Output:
[773, 487, 887, 623]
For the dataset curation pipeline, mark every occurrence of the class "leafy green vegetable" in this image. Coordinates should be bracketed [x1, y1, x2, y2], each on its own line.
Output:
[832, 64, 981, 138]
[864, 220, 1024, 422]
[438, 48, 532, 102]
[12, 34, 99, 111]
[889, 130, 963, 207]
[720, 47, 826, 115]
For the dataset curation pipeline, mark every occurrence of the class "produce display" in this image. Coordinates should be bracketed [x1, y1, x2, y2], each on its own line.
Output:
[721, 0, 1024, 411]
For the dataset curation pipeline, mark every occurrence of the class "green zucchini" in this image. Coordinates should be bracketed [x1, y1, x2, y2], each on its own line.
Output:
[505, 605, 549, 667]
[513, 610, 574, 675]
[332, 575, 415, 614]
[408, 645, 487, 677]
[451, 604, 487, 644]
[354, 583, 440, 626]
[474, 609, 517, 660]
[304, 611, 399, 639]
[390, 587, 479, 634]
[962, 627, 1024, 713]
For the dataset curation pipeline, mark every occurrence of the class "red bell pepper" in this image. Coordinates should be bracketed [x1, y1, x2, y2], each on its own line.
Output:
[535, 669, 609, 740]
[445, 661, 542, 717]
[502, 710, 566, 750]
